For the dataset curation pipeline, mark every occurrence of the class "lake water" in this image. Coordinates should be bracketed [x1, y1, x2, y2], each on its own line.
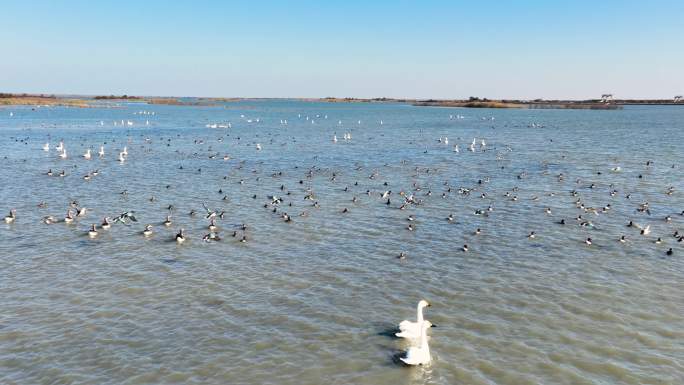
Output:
[1, 101, 683, 384]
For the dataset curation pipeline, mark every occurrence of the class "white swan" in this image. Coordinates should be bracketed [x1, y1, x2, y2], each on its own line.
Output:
[397, 300, 431, 336]
[400, 321, 431, 365]
[396, 320, 433, 340]
[83, 149, 91, 160]
[42, 143, 50, 151]
[98, 145, 105, 157]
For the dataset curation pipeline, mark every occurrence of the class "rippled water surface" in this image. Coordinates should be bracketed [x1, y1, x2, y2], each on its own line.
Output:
[1, 101, 683, 384]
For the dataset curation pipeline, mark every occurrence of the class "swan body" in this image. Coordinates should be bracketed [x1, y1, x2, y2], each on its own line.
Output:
[396, 320, 433, 340]
[400, 321, 431, 365]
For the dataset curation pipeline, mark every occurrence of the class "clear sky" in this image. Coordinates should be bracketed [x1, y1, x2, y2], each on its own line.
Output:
[1, 0, 682, 99]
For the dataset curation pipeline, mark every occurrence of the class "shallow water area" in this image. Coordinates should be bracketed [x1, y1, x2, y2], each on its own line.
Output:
[1, 101, 683, 385]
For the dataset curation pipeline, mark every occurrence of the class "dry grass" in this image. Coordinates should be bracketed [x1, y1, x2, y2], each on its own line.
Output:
[0, 96, 92, 108]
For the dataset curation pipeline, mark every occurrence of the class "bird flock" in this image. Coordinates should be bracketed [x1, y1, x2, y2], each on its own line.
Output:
[3, 108, 682, 259]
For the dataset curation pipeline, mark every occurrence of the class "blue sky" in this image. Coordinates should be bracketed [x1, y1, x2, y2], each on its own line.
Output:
[1, 1, 682, 99]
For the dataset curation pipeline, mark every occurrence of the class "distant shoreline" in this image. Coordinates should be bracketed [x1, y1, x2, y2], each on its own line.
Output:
[1, 93, 682, 110]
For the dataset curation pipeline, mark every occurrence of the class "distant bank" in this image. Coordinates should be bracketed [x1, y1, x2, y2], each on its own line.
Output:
[1, 93, 682, 110]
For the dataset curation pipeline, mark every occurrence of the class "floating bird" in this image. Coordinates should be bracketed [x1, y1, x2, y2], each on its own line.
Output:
[175, 228, 186, 243]
[4, 209, 16, 224]
[101, 217, 111, 230]
[397, 300, 431, 337]
[142, 224, 153, 237]
[400, 321, 432, 366]
[87, 224, 98, 238]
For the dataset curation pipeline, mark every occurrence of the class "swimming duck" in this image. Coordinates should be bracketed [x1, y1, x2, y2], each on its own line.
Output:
[175, 228, 186, 243]
[585, 237, 592, 245]
[4, 209, 16, 224]
[203, 232, 221, 242]
[64, 210, 74, 224]
[163, 216, 172, 227]
[101, 217, 111, 230]
[88, 224, 98, 238]
[43, 215, 56, 225]
[143, 224, 153, 237]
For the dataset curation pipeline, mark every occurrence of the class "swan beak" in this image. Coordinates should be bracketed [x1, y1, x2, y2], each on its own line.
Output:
[427, 303, 432, 307]
[431, 324, 437, 328]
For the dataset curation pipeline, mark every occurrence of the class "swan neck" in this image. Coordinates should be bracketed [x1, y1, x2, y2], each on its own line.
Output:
[416, 304, 424, 323]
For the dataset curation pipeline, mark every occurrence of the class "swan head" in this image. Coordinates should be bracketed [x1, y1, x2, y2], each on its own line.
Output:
[418, 300, 431, 309]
